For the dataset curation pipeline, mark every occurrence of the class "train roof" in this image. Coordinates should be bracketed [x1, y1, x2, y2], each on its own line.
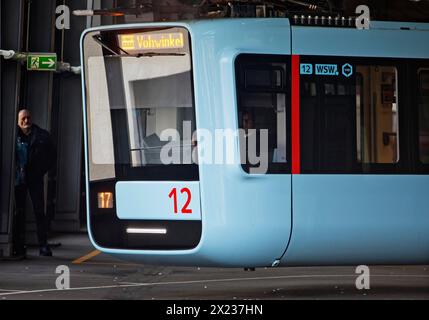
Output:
[82, 17, 429, 32]
[81, 18, 429, 60]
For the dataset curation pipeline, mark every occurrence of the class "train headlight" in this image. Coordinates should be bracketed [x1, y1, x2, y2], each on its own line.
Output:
[126, 228, 167, 234]
[98, 192, 114, 209]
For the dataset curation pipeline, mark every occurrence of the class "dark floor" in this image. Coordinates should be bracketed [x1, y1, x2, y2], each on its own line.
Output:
[0, 233, 428, 300]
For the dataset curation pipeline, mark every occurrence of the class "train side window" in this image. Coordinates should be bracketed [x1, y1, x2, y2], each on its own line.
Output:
[300, 71, 357, 172]
[418, 70, 429, 164]
[235, 54, 290, 174]
[356, 66, 399, 164]
[300, 59, 400, 173]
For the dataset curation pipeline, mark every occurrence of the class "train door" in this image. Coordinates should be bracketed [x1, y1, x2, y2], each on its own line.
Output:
[199, 53, 293, 266]
[231, 54, 292, 263]
[282, 55, 429, 265]
[410, 62, 429, 173]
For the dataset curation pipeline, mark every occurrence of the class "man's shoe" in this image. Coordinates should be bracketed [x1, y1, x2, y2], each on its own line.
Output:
[0, 253, 26, 261]
[48, 242, 61, 248]
[39, 246, 52, 257]
[11, 247, 27, 260]
[13, 247, 26, 256]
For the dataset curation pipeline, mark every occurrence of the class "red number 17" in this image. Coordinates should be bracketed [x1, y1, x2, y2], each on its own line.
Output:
[168, 188, 192, 214]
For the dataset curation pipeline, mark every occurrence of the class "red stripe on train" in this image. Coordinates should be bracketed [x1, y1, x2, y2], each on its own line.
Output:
[291, 55, 301, 175]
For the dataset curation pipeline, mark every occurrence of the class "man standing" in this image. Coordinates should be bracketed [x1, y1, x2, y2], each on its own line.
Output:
[14, 109, 56, 257]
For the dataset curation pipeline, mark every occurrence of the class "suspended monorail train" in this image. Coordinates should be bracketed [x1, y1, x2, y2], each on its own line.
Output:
[80, 18, 429, 267]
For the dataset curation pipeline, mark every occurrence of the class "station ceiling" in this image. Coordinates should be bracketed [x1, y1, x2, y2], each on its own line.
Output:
[113, 0, 429, 22]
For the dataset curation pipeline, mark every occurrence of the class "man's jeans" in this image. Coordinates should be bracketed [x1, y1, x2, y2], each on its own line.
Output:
[14, 180, 48, 253]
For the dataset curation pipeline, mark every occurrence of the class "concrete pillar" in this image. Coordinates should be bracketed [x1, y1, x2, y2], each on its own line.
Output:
[0, 0, 25, 257]
[50, 0, 88, 232]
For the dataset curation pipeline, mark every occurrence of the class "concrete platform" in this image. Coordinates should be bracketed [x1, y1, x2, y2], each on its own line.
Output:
[0, 233, 428, 300]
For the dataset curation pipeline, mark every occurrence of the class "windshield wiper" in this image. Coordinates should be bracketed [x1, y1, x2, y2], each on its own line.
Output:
[92, 34, 130, 56]
[104, 52, 186, 58]
[130, 143, 193, 152]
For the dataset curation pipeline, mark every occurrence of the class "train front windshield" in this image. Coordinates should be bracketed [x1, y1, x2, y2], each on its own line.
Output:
[82, 27, 201, 250]
[83, 27, 197, 181]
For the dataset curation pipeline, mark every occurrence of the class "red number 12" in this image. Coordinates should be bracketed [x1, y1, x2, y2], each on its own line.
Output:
[168, 188, 192, 214]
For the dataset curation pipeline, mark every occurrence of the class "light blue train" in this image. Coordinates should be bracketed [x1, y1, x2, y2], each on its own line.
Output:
[80, 18, 429, 267]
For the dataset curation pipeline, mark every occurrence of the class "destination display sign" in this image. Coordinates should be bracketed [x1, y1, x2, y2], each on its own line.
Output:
[118, 32, 185, 51]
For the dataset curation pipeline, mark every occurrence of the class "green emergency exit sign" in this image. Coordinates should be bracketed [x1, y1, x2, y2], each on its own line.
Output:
[27, 54, 57, 71]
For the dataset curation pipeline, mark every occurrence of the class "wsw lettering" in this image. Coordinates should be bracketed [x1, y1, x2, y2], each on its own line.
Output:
[315, 64, 339, 75]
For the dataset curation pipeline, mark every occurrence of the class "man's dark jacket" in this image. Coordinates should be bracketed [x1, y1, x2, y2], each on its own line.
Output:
[24, 124, 56, 184]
